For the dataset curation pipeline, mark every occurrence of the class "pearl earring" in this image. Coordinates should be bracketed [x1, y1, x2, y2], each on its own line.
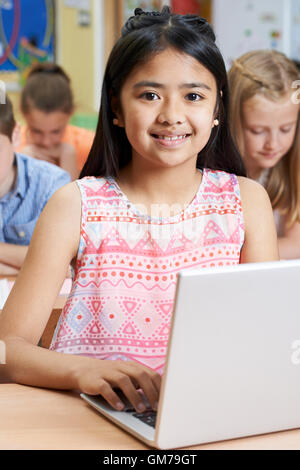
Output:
[214, 119, 219, 126]
[113, 118, 119, 126]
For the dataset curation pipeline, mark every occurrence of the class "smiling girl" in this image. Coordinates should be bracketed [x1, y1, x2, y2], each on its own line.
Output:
[0, 7, 278, 413]
[228, 50, 300, 259]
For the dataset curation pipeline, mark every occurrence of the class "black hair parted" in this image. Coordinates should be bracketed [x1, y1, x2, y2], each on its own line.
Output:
[122, 5, 215, 42]
[80, 6, 246, 179]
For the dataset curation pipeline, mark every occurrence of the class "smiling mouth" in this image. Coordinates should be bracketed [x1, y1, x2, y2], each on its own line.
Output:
[261, 153, 278, 158]
[151, 133, 191, 141]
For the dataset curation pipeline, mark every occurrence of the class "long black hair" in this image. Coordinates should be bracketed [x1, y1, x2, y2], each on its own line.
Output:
[80, 6, 246, 178]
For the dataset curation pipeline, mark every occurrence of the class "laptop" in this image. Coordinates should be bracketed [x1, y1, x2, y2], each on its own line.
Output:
[81, 259, 300, 449]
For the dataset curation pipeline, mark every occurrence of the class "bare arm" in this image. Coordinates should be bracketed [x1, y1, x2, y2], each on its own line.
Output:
[0, 183, 160, 412]
[0, 242, 28, 270]
[238, 177, 279, 263]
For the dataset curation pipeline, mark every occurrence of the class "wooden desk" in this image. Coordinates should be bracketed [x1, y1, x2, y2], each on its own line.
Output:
[1, 384, 300, 450]
[0, 275, 69, 310]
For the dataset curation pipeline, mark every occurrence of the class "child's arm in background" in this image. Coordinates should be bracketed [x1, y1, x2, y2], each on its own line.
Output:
[238, 177, 279, 263]
[22, 143, 79, 181]
[0, 243, 28, 273]
[0, 262, 19, 275]
[277, 221, 300, 260]
[0, 183, 160, 413]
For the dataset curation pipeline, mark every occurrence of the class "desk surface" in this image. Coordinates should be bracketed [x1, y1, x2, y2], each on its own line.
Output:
[1, 383, 300, 450]
[0, 275, 69, 310]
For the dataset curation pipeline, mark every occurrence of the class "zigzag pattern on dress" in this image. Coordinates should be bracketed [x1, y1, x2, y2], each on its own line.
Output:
[50, 169, 244, 374]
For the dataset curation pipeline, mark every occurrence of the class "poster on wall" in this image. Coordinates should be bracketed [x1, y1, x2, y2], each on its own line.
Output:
[0, 0, 55, 81]
[172, 0, 211, 21]
[213, 0, 300, 68]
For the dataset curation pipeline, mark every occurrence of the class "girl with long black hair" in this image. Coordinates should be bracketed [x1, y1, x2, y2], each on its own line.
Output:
[0, 7, 278, 413]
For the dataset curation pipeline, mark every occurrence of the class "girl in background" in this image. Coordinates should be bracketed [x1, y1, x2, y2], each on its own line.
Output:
[228, 50, 300, 259]
[16, 63, 95, 180]
[0, 7, 278, 413]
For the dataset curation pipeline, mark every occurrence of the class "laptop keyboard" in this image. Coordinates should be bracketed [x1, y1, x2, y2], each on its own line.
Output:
[113, 389, 157, 428]
[131, 410, 157, 428]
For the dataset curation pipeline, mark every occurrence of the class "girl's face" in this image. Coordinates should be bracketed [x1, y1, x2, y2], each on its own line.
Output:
[24, 109, 70, 149]
[241, 93, 299, 178]
[115, 48, 218, 170]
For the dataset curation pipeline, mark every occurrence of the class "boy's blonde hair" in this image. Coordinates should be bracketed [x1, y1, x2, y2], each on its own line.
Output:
[228, 50, 300, 227]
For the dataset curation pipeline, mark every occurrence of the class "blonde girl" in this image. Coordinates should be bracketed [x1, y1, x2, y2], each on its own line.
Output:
[228, 50, 300, 259]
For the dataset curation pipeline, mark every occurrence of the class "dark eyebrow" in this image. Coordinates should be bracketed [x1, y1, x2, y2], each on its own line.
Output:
[133, 81, 212, 91]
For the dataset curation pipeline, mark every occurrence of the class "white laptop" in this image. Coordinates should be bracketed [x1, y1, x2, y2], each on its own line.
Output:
[81, 259, 300, 449]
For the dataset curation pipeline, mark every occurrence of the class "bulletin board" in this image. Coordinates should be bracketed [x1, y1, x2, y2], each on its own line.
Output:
[0, 0, 55, 77]
[213, 0, 300, 68]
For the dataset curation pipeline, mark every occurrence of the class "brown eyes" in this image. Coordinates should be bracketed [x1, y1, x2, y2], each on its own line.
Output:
[140, 92, 159, 101]
[185, 93, 203, 101]
[140, 92, 203, 101]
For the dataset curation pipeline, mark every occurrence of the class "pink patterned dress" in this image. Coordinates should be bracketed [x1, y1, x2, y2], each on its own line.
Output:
[50, 169, 244, 374]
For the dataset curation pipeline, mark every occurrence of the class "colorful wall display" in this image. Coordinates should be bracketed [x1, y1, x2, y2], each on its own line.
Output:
[213, 0, 300, 68]
[0, 0, 55, 77]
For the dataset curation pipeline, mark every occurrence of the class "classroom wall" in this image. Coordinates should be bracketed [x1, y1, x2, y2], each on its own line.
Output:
[55, 0, 104, 113]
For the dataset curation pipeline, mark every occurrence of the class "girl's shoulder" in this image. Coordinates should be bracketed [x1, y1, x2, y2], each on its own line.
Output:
[237, 176, 273, 222]
[46, 180, 82, 214]
[237, 175, 269, 201]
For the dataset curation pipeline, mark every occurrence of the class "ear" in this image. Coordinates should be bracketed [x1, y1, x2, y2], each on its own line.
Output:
[111, 96, 125, 128]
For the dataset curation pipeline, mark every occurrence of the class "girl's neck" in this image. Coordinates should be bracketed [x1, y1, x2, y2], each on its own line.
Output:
[248, 169, 264, 181]
[116, 161, 202, 213]
[244, 158, 265, 182]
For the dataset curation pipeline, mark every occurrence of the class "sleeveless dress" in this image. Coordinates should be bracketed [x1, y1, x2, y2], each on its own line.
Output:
[50, 169, 245, 375]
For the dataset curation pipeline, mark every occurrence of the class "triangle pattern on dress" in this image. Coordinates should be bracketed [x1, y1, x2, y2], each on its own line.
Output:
[157, 323, 170, 336]
[203, 221, 228, 245]
[102, 228, 131, 252]
[89, 322, 102, 334]
[134, 231, 164, 255]
[158, 303, 173, 316]
[57, 325, 68, 338]
[91, 301, 101, 313]
[123, 322, 137, 335]
[123, 301, 138, 314]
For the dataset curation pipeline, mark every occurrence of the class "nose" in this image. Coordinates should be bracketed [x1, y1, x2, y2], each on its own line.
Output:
[264, 130, 279, 150]
[39, 134, 53, 149]
[157, 99, 186, 126]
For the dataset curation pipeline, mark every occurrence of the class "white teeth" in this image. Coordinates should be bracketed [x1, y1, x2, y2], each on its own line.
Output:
[157, 134, 187, 141]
